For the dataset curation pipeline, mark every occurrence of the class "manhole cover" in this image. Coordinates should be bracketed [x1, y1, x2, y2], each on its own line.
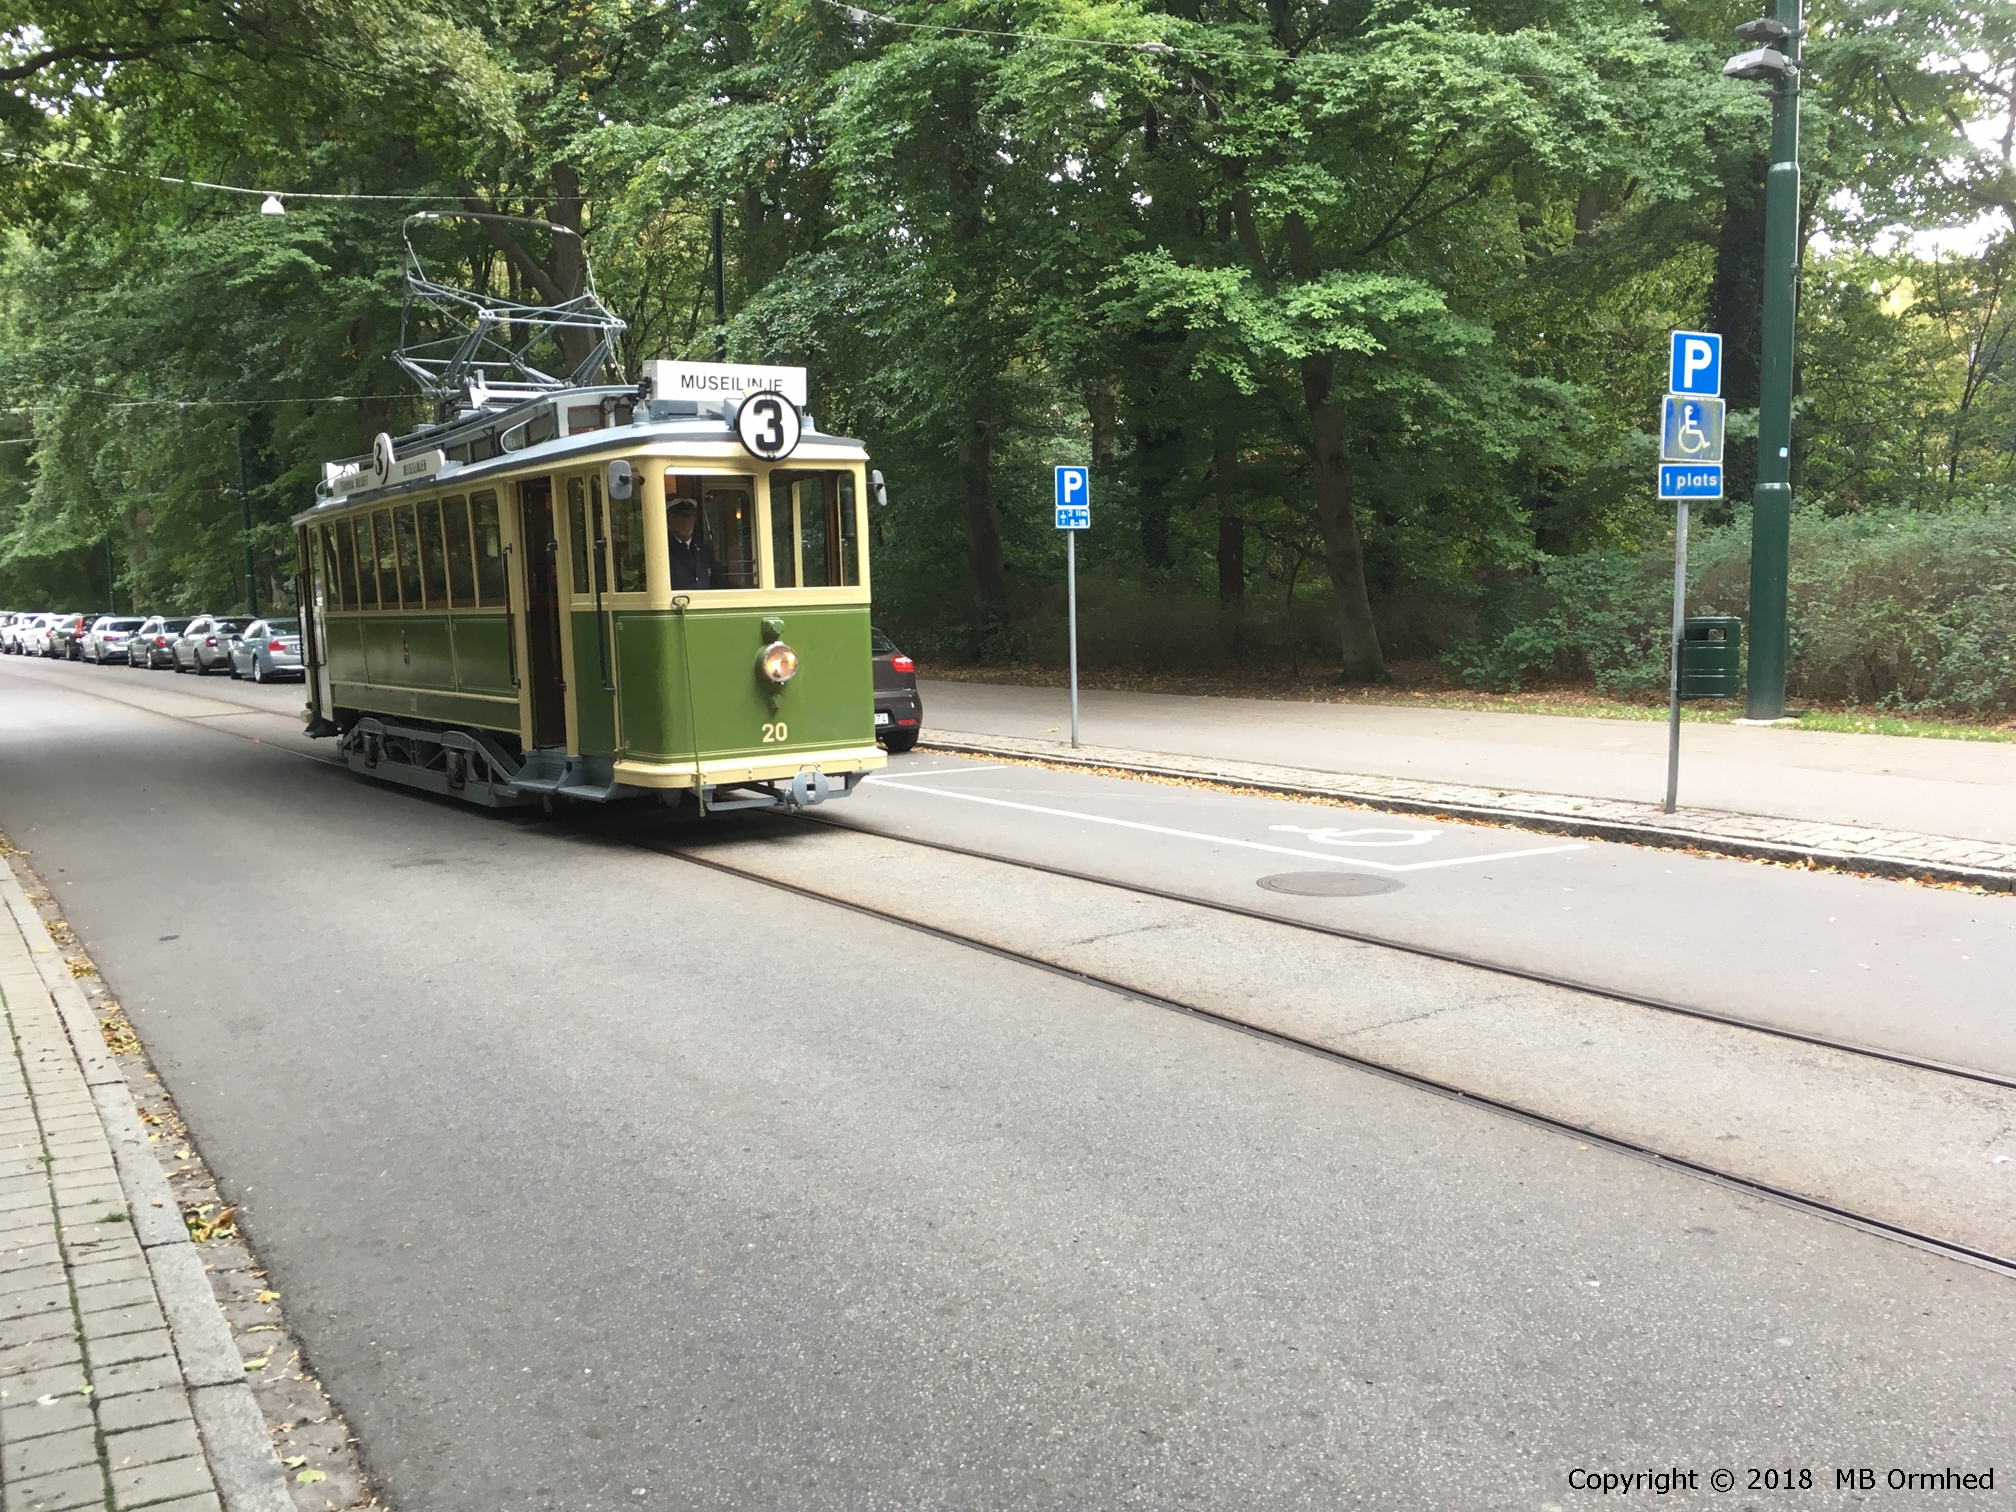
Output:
[1257, 872, 1403, 898]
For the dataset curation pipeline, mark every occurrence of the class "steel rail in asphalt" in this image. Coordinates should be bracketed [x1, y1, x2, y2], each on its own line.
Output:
[641, 832, 2016, 1283]
[792, 813, 2016, 1093]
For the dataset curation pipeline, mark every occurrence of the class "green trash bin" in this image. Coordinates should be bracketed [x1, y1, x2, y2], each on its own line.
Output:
[1679, 616, 1742, 699]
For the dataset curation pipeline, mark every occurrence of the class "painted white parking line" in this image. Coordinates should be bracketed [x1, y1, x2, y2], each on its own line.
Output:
[868, 782, 1583, 873]
[867, 765, 1009, 782]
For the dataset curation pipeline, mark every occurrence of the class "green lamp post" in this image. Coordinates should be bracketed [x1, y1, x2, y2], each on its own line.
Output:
[1725, 2, 1802, 720]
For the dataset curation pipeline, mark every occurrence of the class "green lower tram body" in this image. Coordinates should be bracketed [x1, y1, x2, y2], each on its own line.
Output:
[317, 603, 883, 809]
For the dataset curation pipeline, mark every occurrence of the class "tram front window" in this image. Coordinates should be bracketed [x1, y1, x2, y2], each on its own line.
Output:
[770, 471, 860, 588]
[665, 472, 757, 590]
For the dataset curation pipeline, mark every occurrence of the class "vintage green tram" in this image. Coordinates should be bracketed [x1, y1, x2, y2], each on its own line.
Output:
[292, 217, 886, 811]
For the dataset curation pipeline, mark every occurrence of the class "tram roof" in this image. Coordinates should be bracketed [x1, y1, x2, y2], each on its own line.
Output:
[293, 384, 866, 525]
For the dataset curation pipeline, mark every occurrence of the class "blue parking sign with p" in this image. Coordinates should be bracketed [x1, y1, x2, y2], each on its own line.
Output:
[1669, 331, 1722, 396]
[1054, 466, 1090, 530]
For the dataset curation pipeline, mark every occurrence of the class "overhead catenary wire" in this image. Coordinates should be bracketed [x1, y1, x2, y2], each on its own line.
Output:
[4, 396, 415, 414]
[0, 148, 471, 203]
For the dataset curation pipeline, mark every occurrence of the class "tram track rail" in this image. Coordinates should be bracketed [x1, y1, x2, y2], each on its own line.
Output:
[637, 829, 2016, 1282]
[792, 812, 2016, 1093]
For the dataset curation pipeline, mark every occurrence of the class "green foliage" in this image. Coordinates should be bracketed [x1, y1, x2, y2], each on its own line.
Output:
[1449, 501, 2016, 709]
[0, 0, 2009, 700]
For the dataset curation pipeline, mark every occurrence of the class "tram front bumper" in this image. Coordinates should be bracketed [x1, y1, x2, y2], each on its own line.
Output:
[612, 744, 888, 791]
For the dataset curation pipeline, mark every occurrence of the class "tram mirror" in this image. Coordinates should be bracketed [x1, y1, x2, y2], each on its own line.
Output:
[870, 470, 888, 508]
[606, 460, 633, 501]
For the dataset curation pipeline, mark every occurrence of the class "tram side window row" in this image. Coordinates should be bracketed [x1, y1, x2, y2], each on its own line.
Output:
[319, 492, 507, 612]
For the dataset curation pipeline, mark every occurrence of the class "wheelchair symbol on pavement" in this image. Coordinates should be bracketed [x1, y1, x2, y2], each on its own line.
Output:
[1661, 394, 1726, 464]
[1269, 824, 1437, 848]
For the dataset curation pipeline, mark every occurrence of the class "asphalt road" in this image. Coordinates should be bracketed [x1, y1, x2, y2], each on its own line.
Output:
[2, 656, 2012, 1510]
[918, 679, 2016, 842]
[834, 757, 2016, 1078]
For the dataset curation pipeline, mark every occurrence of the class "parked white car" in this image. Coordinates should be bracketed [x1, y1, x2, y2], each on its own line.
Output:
[9, 613, 53, 656]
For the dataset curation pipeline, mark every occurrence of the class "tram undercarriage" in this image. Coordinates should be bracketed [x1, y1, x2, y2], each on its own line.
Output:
[334, 716, 864, 814]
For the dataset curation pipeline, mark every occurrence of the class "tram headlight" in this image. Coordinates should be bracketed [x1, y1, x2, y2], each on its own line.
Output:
[759, 640, 799, 684]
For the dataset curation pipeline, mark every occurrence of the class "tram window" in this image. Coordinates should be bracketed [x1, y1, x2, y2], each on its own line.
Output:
[442, 496, 476, 608]
[608, 486, 646, 594]
[418, 500, 449, 608]
[799, 478, 831, 587]
[765, 472, 861, 588]
[836, 474, 859, 584]
[768, 476, 796, 588]
[469, 432, 497, 463]
[352, 517, 377, 608]
[332, 524, 360, 612]
[525, 409, 557, 446]
[566, 477, 605, 598]
[702, 484, 757, 589]
[567, 405, 604, 435]
[393, 505, 422, 607]
[371, 509, 399, 607]
[471, 492, 507, 607]
[664, 472, 758, 590]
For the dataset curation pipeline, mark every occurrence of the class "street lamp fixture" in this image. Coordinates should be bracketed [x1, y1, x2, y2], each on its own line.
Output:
[1723, 46, 1796, 81]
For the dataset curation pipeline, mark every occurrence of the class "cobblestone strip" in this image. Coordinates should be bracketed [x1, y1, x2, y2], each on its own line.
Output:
[921, 730, 2016, 891]
[0, 856, 292, 1512]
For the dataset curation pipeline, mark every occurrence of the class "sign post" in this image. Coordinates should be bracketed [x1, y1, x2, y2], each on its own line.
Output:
[1054, 467, 1091, 748]
[1659, 332, 1725, 813]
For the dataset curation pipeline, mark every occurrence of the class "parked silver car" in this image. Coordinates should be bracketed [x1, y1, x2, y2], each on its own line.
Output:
[171, 615, 255, 675]
[81, 616, 147, 664]
[127, 617, 193, 668]
[226, 618, 304, 682]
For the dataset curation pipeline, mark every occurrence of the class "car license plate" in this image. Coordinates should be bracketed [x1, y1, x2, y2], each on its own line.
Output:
[875, 711, 891, 727]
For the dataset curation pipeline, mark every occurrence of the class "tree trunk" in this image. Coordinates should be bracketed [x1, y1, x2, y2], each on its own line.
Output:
[547, 164, 595, 377]
[1213, 432, 1242, 605]
[956, 396, 1008, 620]
[1300, 352, 1386, 682]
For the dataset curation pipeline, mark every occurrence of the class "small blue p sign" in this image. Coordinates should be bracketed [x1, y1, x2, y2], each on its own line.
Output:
[1669, 331, 1723, 396]
[1054, 466, 1090, 530]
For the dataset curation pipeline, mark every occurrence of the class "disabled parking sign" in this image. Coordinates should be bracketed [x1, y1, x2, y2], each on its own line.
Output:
[1661, 395, 1726, 463]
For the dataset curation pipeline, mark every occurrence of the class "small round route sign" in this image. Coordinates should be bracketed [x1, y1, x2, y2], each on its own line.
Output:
[734, 390, 803, 461]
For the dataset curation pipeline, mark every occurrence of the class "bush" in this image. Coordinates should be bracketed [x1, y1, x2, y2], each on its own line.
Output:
[1447, 501, 2016, 711]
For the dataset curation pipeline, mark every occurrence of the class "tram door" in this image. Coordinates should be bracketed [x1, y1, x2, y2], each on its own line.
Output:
[518, 480, 568, 749]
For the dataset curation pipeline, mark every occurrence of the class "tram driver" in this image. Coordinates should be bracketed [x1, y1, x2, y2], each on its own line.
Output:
[667, 496, 716, 590]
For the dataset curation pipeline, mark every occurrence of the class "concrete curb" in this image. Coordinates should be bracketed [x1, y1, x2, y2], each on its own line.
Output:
[919, 731, 2016, 892]
[0, 865, 294, 1512]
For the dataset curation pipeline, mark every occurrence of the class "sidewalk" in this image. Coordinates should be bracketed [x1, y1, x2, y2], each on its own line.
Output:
[0, 860, 291, 1511]
[918, 681, 2016, 888]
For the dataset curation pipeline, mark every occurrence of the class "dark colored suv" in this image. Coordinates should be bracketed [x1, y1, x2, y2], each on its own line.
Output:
[871, 627, 922, 753]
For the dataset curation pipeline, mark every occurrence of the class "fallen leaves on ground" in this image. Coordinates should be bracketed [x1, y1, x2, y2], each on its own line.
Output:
[66, 956, 97, 977]
[183, 1204, 237, 1242]
[100, 1014, 140, 1055]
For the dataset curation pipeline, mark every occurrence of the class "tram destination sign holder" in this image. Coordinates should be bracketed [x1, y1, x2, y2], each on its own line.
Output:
[1659, 331, 1725, 815]
[1055, 466, 1091, 748]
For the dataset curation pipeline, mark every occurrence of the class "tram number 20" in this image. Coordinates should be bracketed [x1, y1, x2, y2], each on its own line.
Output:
[761, 721, 789, 744]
